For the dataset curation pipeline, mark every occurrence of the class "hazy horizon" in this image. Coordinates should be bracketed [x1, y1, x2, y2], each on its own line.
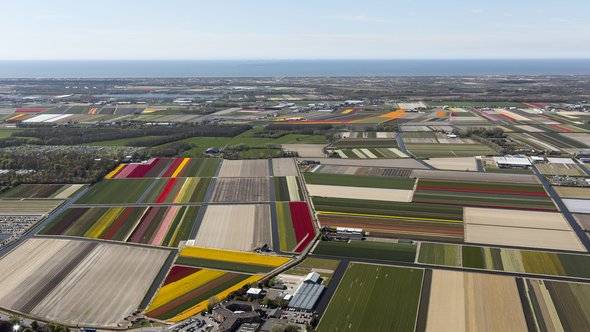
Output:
[1, 0, 589, 60]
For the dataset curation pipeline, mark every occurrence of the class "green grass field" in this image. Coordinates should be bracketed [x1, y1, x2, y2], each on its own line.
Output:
[417, 242, 460, 266]
[406, 143, 496, 158]
[313, 240, 417, 263]
[284, 257, 341, 284]
[276, 202, 297, 252]
[313, 197, 464, 221]
[304, 173, 416, 190]
[317, 263, 423, 332]
[75, 179, 153, 204]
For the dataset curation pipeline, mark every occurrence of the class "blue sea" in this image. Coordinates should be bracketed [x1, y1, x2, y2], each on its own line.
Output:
[0, 59, 590, 78]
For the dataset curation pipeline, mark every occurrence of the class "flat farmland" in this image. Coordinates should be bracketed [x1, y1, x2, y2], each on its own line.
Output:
[282, 144, 325, 158]
[411, 169, 540, 184]
[146, 267, 258, 322]
[271, 158, 299, 176]
[406, 143, 495, 158]
[310, 165, 413, 177]
[76, 179, 153, 204]
[307, 184, 414, 202]
[523, 279, 590, 331]
[417, 242, 460, 266]
[141, 177, 211, 204]
[217, 159, 269, 177]
[537, 163, 586, 176]
[413, 179, 556, 211]
[42, 206, 200, 247]
[176, 246, 290, 274]
[317, 263, 423, 332]
[425, 270, 528, 332]
[554, 186, 590, 199]
[274, 176, 303, 201]
[303, 172, 416, 190]
[310, 157, 428, 169]
[0, 199, 64, 215]
[563, 198, 590, 214]
[313, 240, 417, 263]
[194, 205, 272, 251]
[210, 178, 270, 202]
[0, 184, 85, 199]
[0, 238, 169, 328]
[424, 157, 477, 171]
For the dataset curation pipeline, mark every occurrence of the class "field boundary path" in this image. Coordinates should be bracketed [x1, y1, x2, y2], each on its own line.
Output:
[532, 164, 590, 252]
[268, 160, 281, 252]
[396, 130, 434, 169]
[0, 186, 90, 257]
[140, 248, 178, 310]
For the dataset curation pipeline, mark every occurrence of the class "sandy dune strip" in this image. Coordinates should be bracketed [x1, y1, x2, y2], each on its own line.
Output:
[217, 160, 270, 177]
[425, 157, 477, 171]
[464, 207, 572, 230]
[465, 224, 585, 252]
[272, 158, 299, 176]
[194, 204, 271, 251]
[210, 178, 270, 202]
[306, 184, 413, 202]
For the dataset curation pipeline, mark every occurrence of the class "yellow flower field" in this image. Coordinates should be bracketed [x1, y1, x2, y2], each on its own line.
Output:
[148, 269, 226, 311]
[169, 275, 262, 322]
[180, 247, 290, 267]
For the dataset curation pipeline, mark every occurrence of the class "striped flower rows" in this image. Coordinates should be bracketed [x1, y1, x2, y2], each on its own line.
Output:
[146, 265, 260, 322]
[42, 206, 199, 247]
[106, 158, 219, 179]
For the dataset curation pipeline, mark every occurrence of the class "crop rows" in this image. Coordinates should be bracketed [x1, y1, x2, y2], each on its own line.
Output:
[42, 206, 199, 247]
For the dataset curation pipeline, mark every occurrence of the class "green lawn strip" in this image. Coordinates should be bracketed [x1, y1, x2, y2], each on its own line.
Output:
[417, 242, 460, 266]
[76, 179, 153, 204]
[169, 206, 200, 247]
[462, 245, 486, 269]
[276, 202, 296, 251]
[274, 177, 290, 201]
[312, 197, 463, 221]
[314, 240, 416, 263]
[304, 173, 415, 190]
[175, 257, 274, 274]
[317, 263, 423, 332]
[188, 178, 211, 203]
[152, 273, 251, 321]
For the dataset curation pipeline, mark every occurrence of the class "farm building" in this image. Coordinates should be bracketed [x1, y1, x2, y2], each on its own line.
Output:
[493, 156, 532, 169]
[288, 272, 325, 311]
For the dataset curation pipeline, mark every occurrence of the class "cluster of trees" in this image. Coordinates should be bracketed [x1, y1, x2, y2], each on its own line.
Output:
[0, 151, 123, 193]
[0, 319, 69, 332]
[13, 124, 252, 146]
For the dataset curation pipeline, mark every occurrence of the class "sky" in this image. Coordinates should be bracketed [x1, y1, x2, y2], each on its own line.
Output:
[1, 0, 589, 60]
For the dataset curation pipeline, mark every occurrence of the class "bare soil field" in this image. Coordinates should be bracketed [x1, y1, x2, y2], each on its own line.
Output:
[217, 160, 269, 177]
[426, 270, 528, 332]
[465, 272, 528, 332]
[194, 204, 272, 251]
[0, 238, 168, 328]
[574, 214, 590, 231]
[282, 144, 325, 158]
[311, 165, 413, 177]
[311, 158, 427, 169]
[425, 270, 465, 332]
[271, 158, 299, 176]
[210, 178, 270, 202]
[464, 207, 571, 230]
[424, 157, 477, 171]
[306, 184, 414, 202]
[0, 199, 64, 215]
[411, 169, 539, 184]
[554, 186, 590, 199]
[465, 224, 585, 252]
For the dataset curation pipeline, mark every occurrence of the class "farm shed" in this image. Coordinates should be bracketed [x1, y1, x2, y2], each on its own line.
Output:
[288, 282, 325, 311]
[493, 156, 531, 169]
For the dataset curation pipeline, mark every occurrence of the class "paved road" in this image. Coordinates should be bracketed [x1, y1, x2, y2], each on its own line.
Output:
[476, 158, 484, 172]
[532, 164, 590, 251]
[574, 159, 590, 177]
[0, 187, 90, 258]
[396, 131, 434, 170]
